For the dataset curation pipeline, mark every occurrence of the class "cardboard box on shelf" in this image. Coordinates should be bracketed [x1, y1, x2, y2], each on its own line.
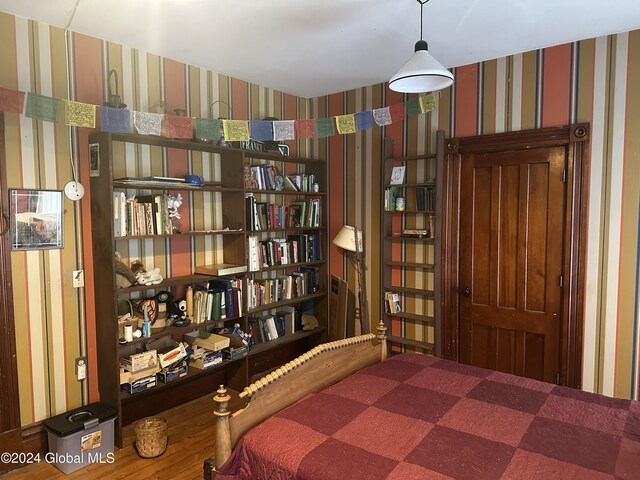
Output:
[184, 330, 230, 351]
[120, 350, 158, 372]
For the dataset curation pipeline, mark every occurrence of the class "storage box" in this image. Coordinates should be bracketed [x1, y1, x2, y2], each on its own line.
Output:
[146, 337, 188, 368]
[157, 360, 188, 383]
[119, 350, 158, 372]
[43, 402, 117, 474]
[184, 330, 230, 351]
[222, 334, 248, 361]
[121, 374, 157, 394]
[119, 364, 160, 385]
[188, 349, 223, 370]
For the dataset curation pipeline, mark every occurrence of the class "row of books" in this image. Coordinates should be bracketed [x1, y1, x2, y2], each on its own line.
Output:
[416, 184, 435, 211]
[384, 291, 402, 314]
[249, 308, 298, 343]
[192, 278, 243, 323]
[245, 165, 319, 193]
[383, 187, 400, 212]
[248, 233, 322, 271]
[247, 267, 320, 309]
[113, 192, 170, 237]
[245, 194, 322, 231]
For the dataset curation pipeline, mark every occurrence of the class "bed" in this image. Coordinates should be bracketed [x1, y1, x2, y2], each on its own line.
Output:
[205, 323, 640, 479]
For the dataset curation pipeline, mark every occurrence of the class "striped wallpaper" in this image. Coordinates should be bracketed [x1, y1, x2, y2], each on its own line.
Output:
[1, 10, 639, 427]
[320, 32, 640, 402]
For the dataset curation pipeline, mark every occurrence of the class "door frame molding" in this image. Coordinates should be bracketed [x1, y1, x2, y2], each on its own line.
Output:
[441, 124, 590, 388]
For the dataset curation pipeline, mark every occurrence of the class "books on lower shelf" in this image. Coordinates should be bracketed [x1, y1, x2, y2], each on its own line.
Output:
[113, 192, 170, 237]
[384, 291, 402, 314]
[247, 267, 320, 309]
[245, 194, 322, 231]
[249, 306, 298, 344]
[248, 233, 322, 271]
[416, 181, 435, 211]
[191, 278, 243, 324]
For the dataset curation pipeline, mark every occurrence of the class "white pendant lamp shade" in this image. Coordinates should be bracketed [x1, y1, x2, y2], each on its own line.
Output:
[389, 40, 453, 93]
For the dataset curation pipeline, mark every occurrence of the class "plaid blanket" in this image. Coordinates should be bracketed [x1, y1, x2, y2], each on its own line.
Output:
[217, 354, 640, 479]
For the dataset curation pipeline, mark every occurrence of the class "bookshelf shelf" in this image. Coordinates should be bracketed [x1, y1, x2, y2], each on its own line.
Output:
[249, 326, 326, 357]
[114, 229, 244, 241]
[247, 189, 326, 197]
[381, 132, 443, 356]
[254, 260, 325, 273]
[248, 292, 326, 315]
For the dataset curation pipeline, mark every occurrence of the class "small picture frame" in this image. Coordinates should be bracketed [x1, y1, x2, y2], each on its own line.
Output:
[89, 143, 100, 177]
[10, 189, 64, 250]
[389, 166, 406, 185]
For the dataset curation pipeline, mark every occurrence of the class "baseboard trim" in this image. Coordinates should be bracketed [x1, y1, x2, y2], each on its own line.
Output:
[0, 422, 46, 474]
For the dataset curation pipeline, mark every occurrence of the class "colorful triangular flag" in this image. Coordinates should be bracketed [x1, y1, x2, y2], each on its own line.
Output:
[405, 99, 421, 116]
[372, 107, 392, 126]
[419, 93, 436, 113]
[389, 103, 406, 123]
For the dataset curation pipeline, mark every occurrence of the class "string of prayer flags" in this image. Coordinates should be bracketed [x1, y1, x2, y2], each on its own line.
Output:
[273, 120, 295, 141]
[335, 114, 356, 134]
[165, 114, 193, 139]
[315, 118, 335, 138]
[134, 111, 163, 136]
[420, 93, 436, 113]
[355, 111, 374, 130]
[405, 98, 421, 116]
[223, 120, 250, 141]
[295, 119, 316, 139]
[25, 93, 60, 123]
[372, 107, 392, 126]
[389, 103, 406, 123]
[0, 87, 25, 114]
[101, 106, 130, 133]
[249, 120, 274, 141]
[65, 100, 96, 128]
[194, 118, 222, 141]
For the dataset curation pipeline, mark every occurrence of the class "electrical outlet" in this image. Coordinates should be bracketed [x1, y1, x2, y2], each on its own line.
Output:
[73, 270, 84, 288]
[76, 357, 86, 381]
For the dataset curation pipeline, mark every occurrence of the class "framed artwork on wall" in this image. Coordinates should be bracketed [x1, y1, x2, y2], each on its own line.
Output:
[9, 189, 63, 250]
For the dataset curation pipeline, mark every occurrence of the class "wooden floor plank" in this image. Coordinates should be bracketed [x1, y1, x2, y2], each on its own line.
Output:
[3, 394, 217, 480]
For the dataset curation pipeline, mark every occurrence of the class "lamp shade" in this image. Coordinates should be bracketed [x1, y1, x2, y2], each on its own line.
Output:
[332, 225, 363, 253]
[389, 41, 453, 93]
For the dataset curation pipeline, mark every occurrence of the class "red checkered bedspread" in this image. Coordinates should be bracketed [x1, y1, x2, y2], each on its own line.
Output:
[216, 354, 640, 479]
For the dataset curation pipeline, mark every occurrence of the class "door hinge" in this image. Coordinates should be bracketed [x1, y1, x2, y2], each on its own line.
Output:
[559, 275, 564, 287]
[556, 372, 560, 385]
[562, 169, 566, 182]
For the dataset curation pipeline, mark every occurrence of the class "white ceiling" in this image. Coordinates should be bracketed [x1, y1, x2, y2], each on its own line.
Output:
[1, 0, 640, 98]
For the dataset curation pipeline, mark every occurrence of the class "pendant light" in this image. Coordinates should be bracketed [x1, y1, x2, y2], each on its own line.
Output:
[389, 0, 453, 93]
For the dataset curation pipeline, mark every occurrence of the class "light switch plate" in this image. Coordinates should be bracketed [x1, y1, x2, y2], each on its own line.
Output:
[73, 270, 84, 288]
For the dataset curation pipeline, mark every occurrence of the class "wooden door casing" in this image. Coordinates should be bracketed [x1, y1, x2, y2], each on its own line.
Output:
[441, 125, 590, 389]
[459, 148, 566, 382]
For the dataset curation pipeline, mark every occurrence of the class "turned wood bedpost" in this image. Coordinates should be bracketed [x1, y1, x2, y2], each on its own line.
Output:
[377, 320, 388, 362]
[204, 385, 232, 479]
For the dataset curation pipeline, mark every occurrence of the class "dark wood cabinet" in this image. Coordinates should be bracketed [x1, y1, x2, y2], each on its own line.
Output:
[88, 133, 327, 446]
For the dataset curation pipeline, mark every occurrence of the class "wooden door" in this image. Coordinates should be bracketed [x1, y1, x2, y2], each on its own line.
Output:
[458, 147, 565, 383]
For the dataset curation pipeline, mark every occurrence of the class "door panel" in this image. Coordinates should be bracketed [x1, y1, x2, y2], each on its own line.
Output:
[460, 147, 565, 383]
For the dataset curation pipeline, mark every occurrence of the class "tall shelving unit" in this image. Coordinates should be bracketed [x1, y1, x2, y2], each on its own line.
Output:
[89, 132, 327, 446]
[380, 131, 444, 356]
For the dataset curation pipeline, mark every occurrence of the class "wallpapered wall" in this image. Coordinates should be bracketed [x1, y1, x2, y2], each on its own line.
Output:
[1, 9, 639, 426]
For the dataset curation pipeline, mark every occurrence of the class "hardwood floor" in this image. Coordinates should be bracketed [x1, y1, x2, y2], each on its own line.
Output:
[3, 394, 217, 479]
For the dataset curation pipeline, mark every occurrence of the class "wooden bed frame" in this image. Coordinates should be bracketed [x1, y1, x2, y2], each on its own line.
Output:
[203, 321, 388, 479]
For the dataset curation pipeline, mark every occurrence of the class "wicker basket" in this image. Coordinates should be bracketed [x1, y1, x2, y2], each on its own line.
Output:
[135, 416, 168, 458]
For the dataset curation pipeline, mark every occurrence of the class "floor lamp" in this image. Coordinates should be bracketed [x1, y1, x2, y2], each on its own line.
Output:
[332, 225, 370, 334]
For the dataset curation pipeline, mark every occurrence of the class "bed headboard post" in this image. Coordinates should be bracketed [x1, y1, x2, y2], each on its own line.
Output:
[213, 385, 232, 472]
[377, 320, 388, 362]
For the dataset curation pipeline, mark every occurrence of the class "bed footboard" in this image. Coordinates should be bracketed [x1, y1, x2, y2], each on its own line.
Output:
[204, 321, 387, 478]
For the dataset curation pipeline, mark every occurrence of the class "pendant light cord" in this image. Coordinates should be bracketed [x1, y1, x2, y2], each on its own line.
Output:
[418, 0, 429, 42]
[64, 0, 81, 184]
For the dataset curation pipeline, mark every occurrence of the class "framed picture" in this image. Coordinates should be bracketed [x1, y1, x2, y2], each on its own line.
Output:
[10, 189, 63, 250]
[389, 166, 406, 185]
[89, 143, 100, 176]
